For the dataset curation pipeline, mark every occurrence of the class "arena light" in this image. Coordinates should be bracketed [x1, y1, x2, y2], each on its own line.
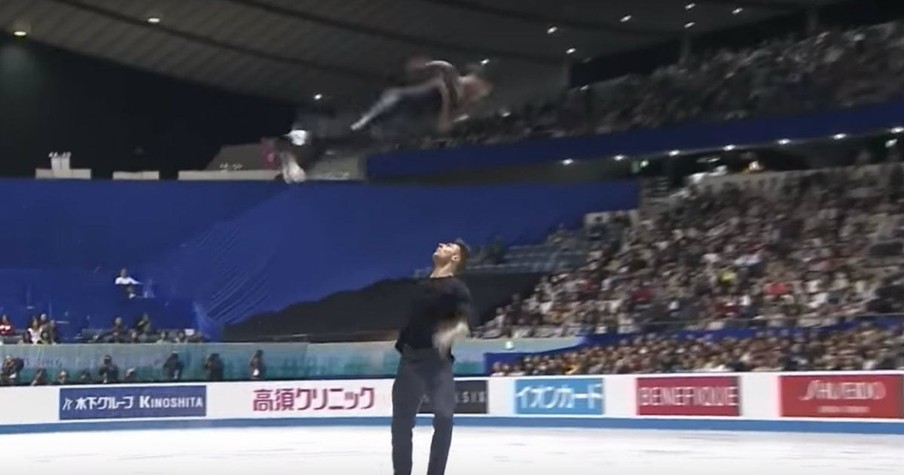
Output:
[580, 85, 589, 91]
[832, 133, 847, 140]
[887, 139, 898, 148]
[480, 58, 490, 66]
[147, 16, 161, 24]
[733, 7, 744, 15]
[684, 21, 696, 29]
[685, 3, 696, 10]
[566, 47, 577, 55]
[13, 30, 27, 37]
[669, 150, 681, 157]
[724, 145, 736, 151]
[547, 26, 558, 35]
[778, 138, 791, 145]
[614, 155, 626, 161]
[891, 127, 904, 134]
[562, 158, 574, 165]
[313, 93, 323, 101]
[621, 15, 632, 23]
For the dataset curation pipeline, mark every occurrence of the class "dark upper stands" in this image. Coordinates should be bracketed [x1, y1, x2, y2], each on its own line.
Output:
[409, 21, 904, 151]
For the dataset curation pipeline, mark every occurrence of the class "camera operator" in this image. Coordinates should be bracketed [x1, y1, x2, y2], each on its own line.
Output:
[163, 352, 184, 382]
[98, 355, 120, 384]
[204, 353, 224, 381]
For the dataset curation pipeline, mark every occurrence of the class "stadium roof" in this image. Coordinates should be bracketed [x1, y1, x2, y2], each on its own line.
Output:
[1, 0, 842, 107]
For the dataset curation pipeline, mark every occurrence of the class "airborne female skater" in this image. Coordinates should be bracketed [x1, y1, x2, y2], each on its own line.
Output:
[274, 58, 493, 182]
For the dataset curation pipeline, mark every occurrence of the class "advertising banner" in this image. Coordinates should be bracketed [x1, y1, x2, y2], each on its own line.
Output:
[419, 380, 488, 415]
[59, 385, 207, 421]
[636, 376, 741, 416]
[780, 374, 904, 419]
[514, 377, 604, 416]
[250, 381, 381, 415]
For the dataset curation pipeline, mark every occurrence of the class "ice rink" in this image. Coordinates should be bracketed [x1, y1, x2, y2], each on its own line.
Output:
[3, 425, 904, 474]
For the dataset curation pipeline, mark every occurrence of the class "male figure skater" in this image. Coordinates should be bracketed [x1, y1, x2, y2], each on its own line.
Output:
[392, 239, 476, 475]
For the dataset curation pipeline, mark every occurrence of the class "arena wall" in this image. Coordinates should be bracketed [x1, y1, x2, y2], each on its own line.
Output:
[1, 372, 902, 434]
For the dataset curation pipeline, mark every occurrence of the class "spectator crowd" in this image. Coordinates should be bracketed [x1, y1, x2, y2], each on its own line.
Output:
[0, 348, 264, 387]
[0, 312, 205, 345]
[490, 321, 904, 376]
[401, 20, 904, 150]
[479, 163, 904, 373]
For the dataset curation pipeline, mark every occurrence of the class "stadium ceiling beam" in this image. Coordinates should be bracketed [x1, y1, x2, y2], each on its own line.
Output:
[413, 0, 673, 37]
[683, 0, 803, 10]
[43, 0, 390, 82]
[223, 0, 563, 65]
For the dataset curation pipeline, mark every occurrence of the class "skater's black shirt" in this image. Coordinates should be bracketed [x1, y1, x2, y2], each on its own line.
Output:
[395, 276, 474, 353]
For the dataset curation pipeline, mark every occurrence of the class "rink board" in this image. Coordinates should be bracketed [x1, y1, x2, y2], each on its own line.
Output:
[1, 372, 902, 434]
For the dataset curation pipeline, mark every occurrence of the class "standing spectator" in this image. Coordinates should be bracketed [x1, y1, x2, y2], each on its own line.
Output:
[249, 349, 265, 381]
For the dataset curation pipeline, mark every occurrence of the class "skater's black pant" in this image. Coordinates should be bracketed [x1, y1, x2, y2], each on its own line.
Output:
[392, 347, 455, 475]
[354, 83, 443, 131]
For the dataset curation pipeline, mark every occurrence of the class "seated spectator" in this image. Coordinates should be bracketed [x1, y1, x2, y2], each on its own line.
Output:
[111, 316, 126, 334]
[156, 331, 170, 344]
[115, 268, 141, 299]
[135, 313, 152, 335]
[26, 317, 41, 344]
[78, 370, 92, 384]
[96, 317, 128, 344]
[36, 330, 53, 345]
[0, 315, 14, 336]
[55, 371, 69, 385]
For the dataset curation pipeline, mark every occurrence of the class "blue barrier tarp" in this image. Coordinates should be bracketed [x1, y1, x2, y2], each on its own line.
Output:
[145, 181, 639, 326]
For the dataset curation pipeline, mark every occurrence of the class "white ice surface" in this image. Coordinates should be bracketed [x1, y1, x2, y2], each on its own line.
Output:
[3, 426, 903, 474]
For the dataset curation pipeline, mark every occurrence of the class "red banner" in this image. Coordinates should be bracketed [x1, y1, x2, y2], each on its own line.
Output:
[780, 374, 904, 419]
[636, 376, 740, 416]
